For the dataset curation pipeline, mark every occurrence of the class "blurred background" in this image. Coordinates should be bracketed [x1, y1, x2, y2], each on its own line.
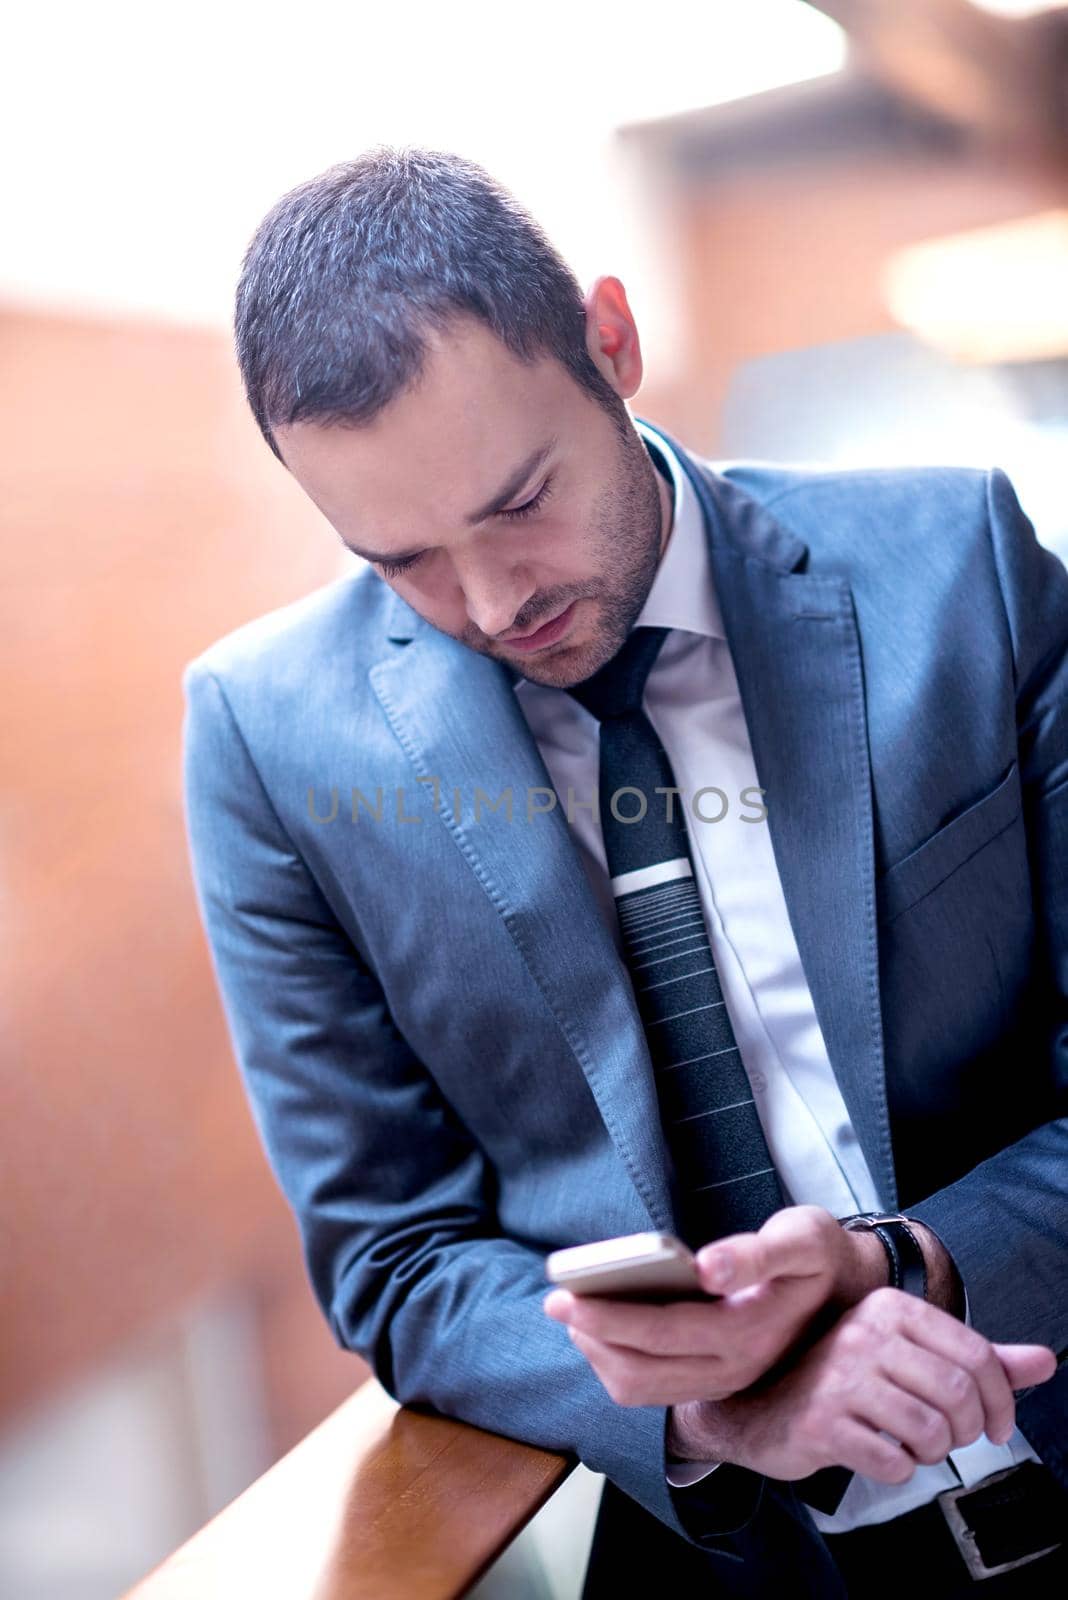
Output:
[3, 2, 1067, 1595]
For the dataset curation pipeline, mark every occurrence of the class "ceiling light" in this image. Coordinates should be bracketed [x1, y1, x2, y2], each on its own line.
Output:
[883, 210, 1068, 363]
[967, 2, 1068, 19]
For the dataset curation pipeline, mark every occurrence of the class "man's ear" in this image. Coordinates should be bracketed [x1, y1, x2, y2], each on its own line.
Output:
[583, 274, 644, 400]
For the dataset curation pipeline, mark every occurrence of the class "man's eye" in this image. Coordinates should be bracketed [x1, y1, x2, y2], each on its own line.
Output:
[377, 553, 425, 578]
[374, 476, 555, 577]
[500, 478, 554, 521]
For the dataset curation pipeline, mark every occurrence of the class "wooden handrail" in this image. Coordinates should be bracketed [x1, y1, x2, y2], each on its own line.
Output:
[121, 1379, 574, 1599]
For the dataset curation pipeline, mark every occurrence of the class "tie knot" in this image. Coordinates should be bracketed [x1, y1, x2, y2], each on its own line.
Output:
[565, 626, 670, 722]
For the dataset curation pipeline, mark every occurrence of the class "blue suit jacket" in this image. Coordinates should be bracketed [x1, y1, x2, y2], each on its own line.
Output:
[182, 420, 1068, 1591]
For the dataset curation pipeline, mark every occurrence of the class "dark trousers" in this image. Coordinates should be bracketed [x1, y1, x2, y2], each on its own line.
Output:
[581, 1478, 1068, 1599]
[581, 1479, 847, 1599]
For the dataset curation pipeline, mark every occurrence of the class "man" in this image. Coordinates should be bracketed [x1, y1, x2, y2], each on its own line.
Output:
[182, 146, 1068, 1595]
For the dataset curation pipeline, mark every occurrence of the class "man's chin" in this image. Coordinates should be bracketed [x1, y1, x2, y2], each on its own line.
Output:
[503, 621, 624, 690]
[506, 647, 586, 689]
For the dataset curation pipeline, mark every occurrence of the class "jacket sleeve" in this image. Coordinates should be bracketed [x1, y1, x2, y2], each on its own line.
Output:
[180, 659, 763, 1549]
[908, 468, 1068, 1362]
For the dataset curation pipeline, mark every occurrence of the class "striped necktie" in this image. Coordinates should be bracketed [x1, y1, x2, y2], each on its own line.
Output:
[563, 624, 852, 1513]
[566, 624, 786, 1249]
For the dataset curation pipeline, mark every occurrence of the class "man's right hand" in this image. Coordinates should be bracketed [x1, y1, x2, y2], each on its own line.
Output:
[668, 1286, 1057, 1484]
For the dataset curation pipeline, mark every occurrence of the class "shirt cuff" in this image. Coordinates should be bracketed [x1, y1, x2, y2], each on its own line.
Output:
[665, 1457, 723, 1488]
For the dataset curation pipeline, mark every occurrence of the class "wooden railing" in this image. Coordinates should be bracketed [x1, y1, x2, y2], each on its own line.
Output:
[121, 1380, 574, 1599]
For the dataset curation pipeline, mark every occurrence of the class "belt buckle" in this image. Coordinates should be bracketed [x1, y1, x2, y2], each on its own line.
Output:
[938, 1465, 1062, 1582]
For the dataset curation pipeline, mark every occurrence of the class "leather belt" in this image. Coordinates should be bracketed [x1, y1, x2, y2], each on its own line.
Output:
[822, 1462, 1065, 1584]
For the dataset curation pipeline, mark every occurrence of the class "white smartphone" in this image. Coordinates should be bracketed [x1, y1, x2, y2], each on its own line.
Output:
[545, 1231, 709, 1301]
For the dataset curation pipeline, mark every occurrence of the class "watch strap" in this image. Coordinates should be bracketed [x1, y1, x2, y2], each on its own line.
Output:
[840, 1213, 928, 1300]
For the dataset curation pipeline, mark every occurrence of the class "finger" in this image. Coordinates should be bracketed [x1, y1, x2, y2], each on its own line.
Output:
[878, 1294, 1017, 1445]
[994, 1343, 1058, 1390]
[824, 1415, 916, 1485]
[550, 1290, 726, 1357]
[876, 1334, 985, 1450]
[852, 1374, 953, 1467]
[565, 1327, 729, 1406]
[696, 1206, 837, 1294]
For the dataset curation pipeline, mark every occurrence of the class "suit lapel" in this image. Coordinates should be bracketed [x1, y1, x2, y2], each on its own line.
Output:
[370, 599, 676, 1231]
[665, 435, 897, 1209]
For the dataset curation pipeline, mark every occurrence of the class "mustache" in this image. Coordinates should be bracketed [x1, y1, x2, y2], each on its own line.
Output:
[468, 584, 599, 648]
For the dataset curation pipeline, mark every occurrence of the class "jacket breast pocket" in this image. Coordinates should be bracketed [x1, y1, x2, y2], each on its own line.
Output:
[878, 761, 1023, 926]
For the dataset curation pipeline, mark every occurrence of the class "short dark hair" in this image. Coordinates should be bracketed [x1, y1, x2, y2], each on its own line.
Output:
[233, 145, 633, 463]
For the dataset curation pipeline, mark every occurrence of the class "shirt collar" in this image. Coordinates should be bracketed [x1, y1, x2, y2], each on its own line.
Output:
[632, 418, 724, 640]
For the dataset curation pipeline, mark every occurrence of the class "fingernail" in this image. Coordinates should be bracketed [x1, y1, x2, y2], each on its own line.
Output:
[703, 1248, 735, 1290]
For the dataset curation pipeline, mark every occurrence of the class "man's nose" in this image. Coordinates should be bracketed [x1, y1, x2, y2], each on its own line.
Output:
[459, 561, 537, 640]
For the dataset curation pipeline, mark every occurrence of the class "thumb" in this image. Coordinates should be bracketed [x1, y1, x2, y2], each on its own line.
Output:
[993, 1342, 1058, 1390]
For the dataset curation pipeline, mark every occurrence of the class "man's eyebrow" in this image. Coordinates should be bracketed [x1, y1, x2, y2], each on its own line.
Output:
[342, 436, 558, 565]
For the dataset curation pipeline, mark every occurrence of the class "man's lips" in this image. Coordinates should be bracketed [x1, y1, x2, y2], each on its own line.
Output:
[499, 600, 578, 653]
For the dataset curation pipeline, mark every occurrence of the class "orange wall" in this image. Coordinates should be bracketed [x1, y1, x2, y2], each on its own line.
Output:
[0, 306, 364, 1449]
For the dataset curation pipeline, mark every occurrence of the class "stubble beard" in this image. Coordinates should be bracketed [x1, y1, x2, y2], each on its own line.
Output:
[504, 428, 666, 690]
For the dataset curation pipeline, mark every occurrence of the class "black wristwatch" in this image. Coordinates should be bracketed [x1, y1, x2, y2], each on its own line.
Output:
[839, 1212, 929, 1300]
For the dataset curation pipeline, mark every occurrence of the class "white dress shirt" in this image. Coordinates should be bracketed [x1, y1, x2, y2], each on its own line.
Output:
[514, 418, 1039, 1531]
